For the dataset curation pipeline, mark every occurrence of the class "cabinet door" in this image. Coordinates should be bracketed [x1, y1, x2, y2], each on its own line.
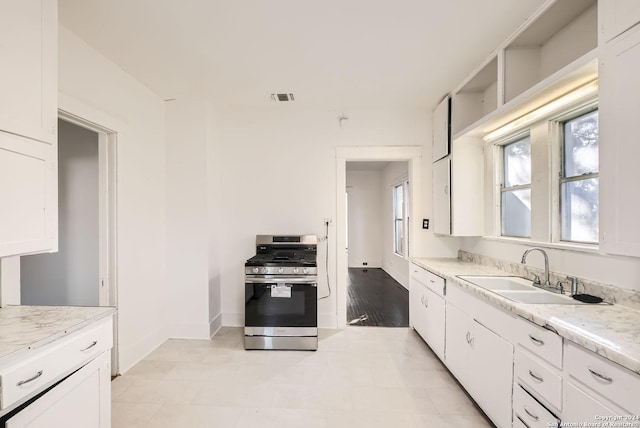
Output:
[0, 0, 57, 144]
[432, 96, 450, 162]
[444, 302, 471, 385]
[422, 288, 445, 360]
[6, 351, 111, 428]
[600, 24, 640, 257]
[600, 0, 640, 43]
[0, 132, 57, 257]
[466, 319, 513, 428]
[409, 271, 424, 331]
[432, 157, 451, 235]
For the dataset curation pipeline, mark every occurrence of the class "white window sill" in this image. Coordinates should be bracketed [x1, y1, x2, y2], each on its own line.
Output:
[481, 235, 600, 254]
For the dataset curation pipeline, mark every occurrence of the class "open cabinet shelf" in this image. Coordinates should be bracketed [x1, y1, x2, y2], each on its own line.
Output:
[451, 56, 498, 136]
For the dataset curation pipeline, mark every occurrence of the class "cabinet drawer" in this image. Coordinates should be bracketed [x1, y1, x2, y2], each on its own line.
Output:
[0, 317, 112, 410]
[565, 342, 640, 415]
[515, 347, 562, 412]
[515, 317, 562, 369]
[513, 384, 559, 428]
[410, 265, 445, 296]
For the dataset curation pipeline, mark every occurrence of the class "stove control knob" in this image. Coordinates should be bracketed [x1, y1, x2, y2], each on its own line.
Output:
[293, 267, 299, 274]
[252, 267, 259, 274]
[278, 267, 284, 274]
[303, 268, 309, 274]
[261, 267, 269, 274]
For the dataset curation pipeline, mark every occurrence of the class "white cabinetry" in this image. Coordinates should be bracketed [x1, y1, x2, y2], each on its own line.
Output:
[432, 137, 484, 236]
[445, 287, 513, 428]
[599, 0, 640, 43]
[5, 351, 111, 428]
[0, 315, 113, 426]
[599, 23, 640, 258]
[563, 341, 640, 420]
[409, 264, 445, 360]
[0, 0, 58, 258]
[432, 96, 450, 162]
[0, 0, 58, 144]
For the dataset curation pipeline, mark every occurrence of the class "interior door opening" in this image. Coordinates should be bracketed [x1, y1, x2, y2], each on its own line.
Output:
[345, 160, 410, 327]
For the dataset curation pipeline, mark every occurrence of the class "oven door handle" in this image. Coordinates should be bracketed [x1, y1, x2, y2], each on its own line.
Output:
[246, 277, 318, 285]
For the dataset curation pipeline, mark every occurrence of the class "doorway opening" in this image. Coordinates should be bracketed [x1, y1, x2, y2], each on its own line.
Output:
[21, 112, 118, 373]
[345, 161, 409, 327]
[336, 146, 422, 329]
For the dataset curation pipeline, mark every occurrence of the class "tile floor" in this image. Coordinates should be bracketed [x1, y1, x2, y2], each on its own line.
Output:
[112, 327, 494, 428]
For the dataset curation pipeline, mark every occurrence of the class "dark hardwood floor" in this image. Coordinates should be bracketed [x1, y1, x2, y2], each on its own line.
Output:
[346, 268, 409, 327]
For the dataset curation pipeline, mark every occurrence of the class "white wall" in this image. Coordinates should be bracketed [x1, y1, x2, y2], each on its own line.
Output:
[59, 26, 168, 373]
[346, 168, 382, 268]
[21, 120, 99, 306]
[216, 107, 445, 327]
[381, 161, 410, 288]
[166, 98, 215, 339]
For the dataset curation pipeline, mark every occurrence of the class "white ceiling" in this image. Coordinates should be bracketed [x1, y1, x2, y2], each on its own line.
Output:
[59, 0, 545, 110]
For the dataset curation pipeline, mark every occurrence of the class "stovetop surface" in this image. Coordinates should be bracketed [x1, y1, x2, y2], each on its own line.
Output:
[245, 252, 317, 267]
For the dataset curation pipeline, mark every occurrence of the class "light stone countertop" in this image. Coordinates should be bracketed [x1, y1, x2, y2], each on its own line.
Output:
[412, 257, 640, 376]
[0, 305, 116, 364]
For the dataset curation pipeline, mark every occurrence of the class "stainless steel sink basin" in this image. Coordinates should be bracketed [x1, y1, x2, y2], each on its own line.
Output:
[457, 275, 586, 305]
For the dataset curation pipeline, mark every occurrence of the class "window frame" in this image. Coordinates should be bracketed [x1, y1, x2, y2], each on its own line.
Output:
[498, 131, 532, 239]
[392, 180, 409, 257]
[555, 104, 600, 245]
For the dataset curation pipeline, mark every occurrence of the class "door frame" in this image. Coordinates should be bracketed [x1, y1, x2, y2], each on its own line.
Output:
[336, 146, 422, 328]
[58, 93, 120, 375]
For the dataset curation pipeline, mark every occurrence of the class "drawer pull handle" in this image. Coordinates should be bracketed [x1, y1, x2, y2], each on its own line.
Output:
[424, 295, 429, 308]
[528, 335, 544, 346]
[17, 370, 43, 386]
[528, 370, 544, 383]
[80, 341, 98, 352]
[523, 406, 539, 421]
[588, 367, 613, 383]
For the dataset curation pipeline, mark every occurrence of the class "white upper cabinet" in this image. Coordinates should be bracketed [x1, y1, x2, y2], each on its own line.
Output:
[432, 96, 450, 162]
[0, 0, 58, 257]
[0, 0, 57, 145]
[599, 23, 640, 257]
[599, 0, 640, 43]
[432, 137, 484, 237]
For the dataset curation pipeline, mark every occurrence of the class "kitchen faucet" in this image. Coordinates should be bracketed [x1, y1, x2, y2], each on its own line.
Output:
[521, 247, 551, 288]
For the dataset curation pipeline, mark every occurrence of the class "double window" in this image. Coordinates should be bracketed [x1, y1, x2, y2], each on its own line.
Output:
[497, 103, 599, 246]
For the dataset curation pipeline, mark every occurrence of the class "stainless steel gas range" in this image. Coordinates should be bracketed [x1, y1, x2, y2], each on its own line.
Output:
[244, 235, 318, 350]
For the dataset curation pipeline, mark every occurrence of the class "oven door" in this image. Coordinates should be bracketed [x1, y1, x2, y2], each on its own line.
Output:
[244, 276, 317, 331]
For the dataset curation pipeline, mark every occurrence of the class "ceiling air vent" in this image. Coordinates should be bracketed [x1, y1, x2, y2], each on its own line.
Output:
[270, 93, 295, 102]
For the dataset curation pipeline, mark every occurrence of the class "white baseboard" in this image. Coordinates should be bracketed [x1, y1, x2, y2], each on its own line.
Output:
[168, 322, 212, 340]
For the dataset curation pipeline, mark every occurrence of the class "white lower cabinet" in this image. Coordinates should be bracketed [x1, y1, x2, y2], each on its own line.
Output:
[446, 302, 513, 428]
[563, 341, 640, 423]
[6, 351, 111, 428]
[409, 264, 445, 360]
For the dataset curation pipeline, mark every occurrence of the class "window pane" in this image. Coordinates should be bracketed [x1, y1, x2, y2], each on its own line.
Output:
[561, 178, 599, 243]
[564, 110, 599, 177]
[395, 219, 403, 255]
[504, 136, 531, 187]
[394, 185, 403, 219]
[501, 189, 531, 237]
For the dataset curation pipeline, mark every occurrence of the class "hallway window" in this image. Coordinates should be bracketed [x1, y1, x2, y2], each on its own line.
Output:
[393, 183, 404, 255]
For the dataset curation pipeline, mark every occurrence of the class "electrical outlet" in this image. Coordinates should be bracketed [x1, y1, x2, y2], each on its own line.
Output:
[363, 262, 368, 266]
[324, 217, 334, 226]
[422, 219, 429, 229]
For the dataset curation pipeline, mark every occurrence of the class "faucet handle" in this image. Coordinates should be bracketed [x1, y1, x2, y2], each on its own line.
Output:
[556, 280, 565, 294]
[532, 274, 541, 285]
